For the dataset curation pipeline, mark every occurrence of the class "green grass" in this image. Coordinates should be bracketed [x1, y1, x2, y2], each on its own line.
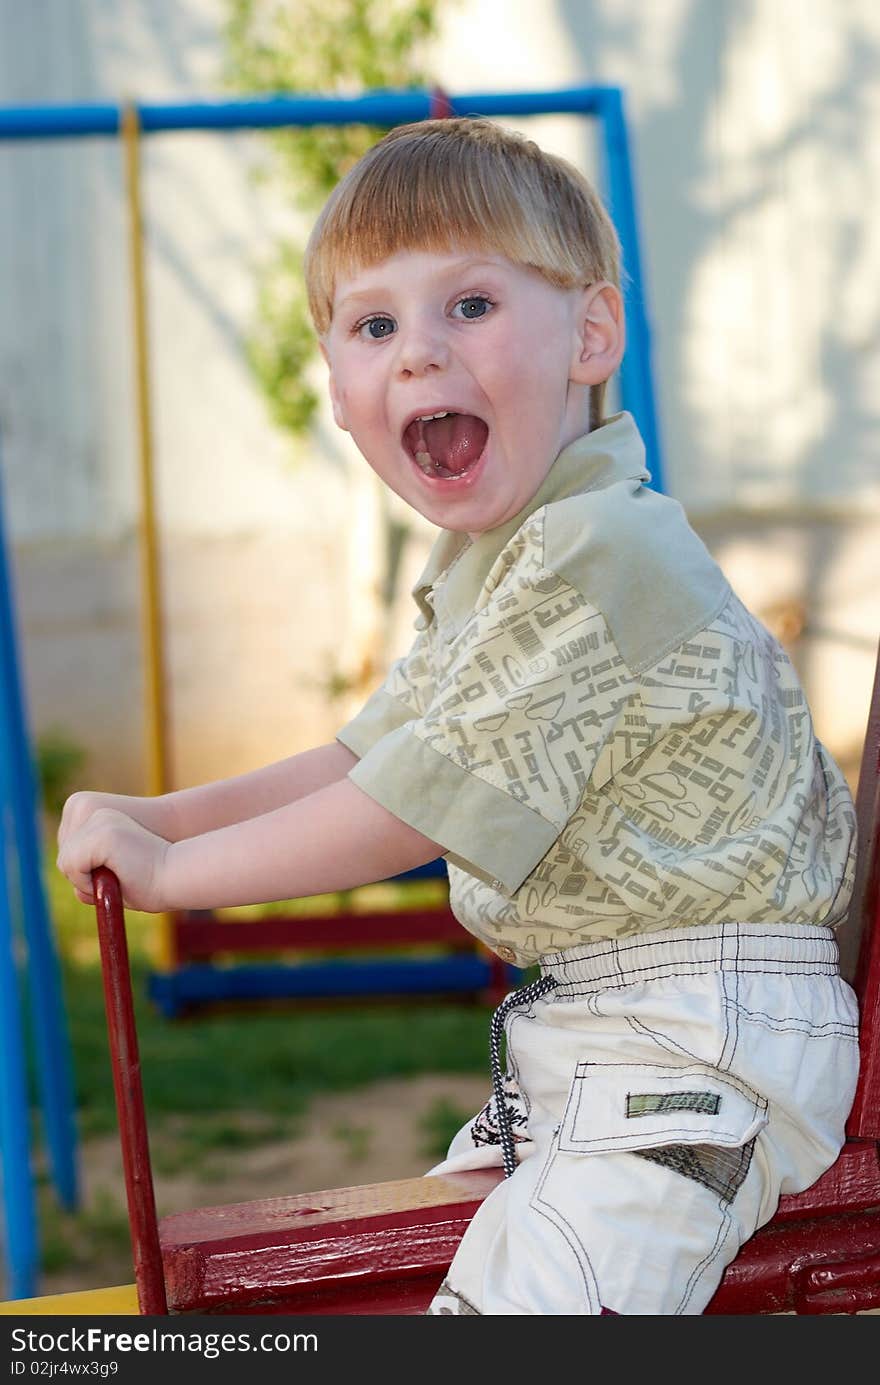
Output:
[38, 1185, 132, 1277]
[330, 1120, 373, 1163]
[149, 1113, 294, 1177]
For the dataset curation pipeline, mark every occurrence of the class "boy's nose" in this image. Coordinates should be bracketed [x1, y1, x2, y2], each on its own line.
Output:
[394, 327, 450, 378]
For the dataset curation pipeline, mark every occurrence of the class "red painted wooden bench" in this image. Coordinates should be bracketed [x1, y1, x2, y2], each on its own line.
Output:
[93, 636, 880, 1315]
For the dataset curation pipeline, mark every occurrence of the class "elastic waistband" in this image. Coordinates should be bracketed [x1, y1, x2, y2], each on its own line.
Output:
[538, 922, 840, 996]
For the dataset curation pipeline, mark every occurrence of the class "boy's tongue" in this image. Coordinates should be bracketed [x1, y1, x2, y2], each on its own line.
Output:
[407, 413, 488, 474]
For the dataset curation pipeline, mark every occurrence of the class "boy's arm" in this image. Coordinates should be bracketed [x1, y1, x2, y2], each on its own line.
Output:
[57, 777, 444, 912]
[58, 741, 358, 845]
[159, 741, 359, 838]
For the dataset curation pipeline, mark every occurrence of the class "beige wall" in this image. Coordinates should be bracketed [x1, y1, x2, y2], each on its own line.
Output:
[1, 0, 877, 797]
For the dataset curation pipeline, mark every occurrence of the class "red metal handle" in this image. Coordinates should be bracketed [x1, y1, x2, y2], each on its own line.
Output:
[92, 867, 168, 1314]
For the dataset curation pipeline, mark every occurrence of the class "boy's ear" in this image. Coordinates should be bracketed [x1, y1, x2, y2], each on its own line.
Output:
[570, 282, 625, 386]
[318, 340, 349, 432]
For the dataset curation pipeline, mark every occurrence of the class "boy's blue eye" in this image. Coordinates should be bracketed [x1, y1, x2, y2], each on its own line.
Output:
[358, 316, 395, 340]
[455, 296, 491, 320]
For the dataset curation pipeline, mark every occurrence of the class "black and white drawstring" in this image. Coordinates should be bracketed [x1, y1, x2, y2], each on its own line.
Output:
[489, 973, 558, 1178]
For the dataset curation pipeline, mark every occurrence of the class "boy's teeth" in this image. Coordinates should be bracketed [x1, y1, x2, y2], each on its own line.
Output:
[415, 450, 432, 465]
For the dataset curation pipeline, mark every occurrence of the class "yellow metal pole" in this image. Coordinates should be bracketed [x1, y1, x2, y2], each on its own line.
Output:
[121, 101, 174, 969]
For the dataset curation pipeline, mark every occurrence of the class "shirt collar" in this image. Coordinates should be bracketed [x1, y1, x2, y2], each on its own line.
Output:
[411, 411, 650, 631]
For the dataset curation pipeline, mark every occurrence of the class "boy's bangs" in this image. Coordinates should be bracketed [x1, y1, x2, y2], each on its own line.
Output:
[307, 155, 588, 334]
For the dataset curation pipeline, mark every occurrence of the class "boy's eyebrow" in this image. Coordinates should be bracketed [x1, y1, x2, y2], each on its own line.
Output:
[334, 256, 505, 310]
[334, 286, 391, 308]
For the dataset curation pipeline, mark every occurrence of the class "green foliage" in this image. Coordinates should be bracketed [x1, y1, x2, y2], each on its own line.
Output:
[225, 0, 439, 203]
[36, 729, 87, 819]
[223, 0, 441, 435]
[247, 242, 319, 434]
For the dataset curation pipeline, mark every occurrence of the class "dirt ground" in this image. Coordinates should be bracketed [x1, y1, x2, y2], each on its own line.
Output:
[42, 1074, 491, 1296]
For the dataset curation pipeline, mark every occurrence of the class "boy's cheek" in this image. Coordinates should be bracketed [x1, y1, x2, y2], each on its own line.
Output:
[326, 376, 349, 431]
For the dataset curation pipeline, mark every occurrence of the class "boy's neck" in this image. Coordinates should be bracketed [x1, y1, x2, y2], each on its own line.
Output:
[465, 414, 600, 542]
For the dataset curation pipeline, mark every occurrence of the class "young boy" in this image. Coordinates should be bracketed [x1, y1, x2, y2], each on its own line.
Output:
[57, 118, 859, 1315]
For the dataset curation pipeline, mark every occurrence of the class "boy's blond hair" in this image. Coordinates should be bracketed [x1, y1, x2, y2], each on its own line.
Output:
[305, 117, 622, 429]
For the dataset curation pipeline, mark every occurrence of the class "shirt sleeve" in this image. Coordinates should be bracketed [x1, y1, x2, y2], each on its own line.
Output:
[335, 625, 435, 760]
[342, 522, 643, 896]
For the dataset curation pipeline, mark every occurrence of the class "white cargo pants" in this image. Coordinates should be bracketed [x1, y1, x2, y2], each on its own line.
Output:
[425, 922, 860, 1315]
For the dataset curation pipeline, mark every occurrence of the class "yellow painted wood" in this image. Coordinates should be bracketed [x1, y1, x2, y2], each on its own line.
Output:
[0, 1284, 140, 1315]
[121, 101, 174, 969]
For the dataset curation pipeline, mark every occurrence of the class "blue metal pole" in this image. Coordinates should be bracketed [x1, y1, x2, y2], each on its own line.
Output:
[597, 88, 664, 492]
[0, 447, 79, 1212]
[0, 780, 39, 1298]
[0, 87, 611, 139]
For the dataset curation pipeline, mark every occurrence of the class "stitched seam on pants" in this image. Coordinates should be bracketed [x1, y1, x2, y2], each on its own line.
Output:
[551, 960, 839, 996]
[723, 1001, 858, 1038]
[718, 966, 739, 1073]
[675, 1197, 733, 1314]
[626, 1014, 708, 1063]
[727, 933, 743, 1072]
[542, 927, 837, 973]
[504, 996, 559, 1128]
[531, 1143, 602, 1314]
[531, 1138, 735, 1316]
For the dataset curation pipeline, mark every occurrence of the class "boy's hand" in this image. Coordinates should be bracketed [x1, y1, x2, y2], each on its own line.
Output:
[58, 790, 173, 851]
[56, 807, 172, 912]
[58, 791, 119, 849]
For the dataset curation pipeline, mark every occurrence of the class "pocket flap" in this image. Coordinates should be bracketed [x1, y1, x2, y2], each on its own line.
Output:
[558, 1061, 768, 1155]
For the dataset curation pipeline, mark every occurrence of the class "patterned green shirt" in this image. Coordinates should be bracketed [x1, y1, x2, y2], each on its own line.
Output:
[337, 413, 857, 966]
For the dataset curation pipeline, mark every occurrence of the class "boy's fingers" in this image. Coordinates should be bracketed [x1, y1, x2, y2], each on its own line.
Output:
[57, 840, 95, 898]
[75, 887, 95, 905]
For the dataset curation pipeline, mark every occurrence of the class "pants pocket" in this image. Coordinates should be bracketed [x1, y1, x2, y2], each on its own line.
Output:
[556, 1059, 768, 1205]
[525, 1060, 770, 1312]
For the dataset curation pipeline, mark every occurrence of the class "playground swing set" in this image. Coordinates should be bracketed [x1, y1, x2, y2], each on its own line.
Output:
[3, 85, 878, 1314]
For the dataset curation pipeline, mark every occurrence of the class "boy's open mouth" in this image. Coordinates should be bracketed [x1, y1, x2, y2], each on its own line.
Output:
[403, 411, 489, 480]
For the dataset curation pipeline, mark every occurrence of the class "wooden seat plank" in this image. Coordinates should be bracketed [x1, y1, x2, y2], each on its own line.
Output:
[157, 1164, 880, 1315]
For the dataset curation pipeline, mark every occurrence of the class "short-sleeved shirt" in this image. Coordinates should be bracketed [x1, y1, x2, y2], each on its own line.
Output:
[336, 413, 857, 967]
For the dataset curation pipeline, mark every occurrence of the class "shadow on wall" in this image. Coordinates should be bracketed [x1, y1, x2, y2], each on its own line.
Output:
[557, 0, 879, 754]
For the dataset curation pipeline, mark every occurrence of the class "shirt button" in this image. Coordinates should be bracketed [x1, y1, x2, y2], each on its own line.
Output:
[496, 945, 517, 963]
